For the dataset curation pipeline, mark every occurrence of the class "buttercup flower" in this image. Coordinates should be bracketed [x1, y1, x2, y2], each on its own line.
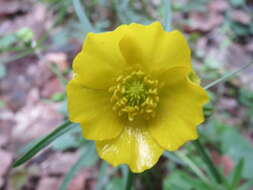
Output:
[67, 22, 209, 173]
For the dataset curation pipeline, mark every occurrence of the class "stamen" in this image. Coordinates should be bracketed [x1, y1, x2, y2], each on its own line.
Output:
[109, 70, 159, 121]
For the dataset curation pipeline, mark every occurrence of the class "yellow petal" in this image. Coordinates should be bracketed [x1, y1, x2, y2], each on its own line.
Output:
[96, 119, 164, 173]
[119, 22, 191, 73]
[73, 25, 129, 89]
[149, 68, 209, 151]
[66, 77, 123, 140]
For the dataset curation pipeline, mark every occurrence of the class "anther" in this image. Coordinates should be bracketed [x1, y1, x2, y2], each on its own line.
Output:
[109, 70, 160, 121]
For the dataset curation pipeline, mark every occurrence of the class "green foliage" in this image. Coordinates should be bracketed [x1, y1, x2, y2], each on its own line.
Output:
[173, 0, 209, 12]
[51, 92, 66, 102]
[0, 63, 6, 79]
[96, 162, 109, 190]
[9, 1, 253, 190]
[229, 0, 246, 7]
[0, 34, 16, 51]
[204, 121, 253, 179]
[163, 171, 214, 190]
[229, 159, 244, 190]
[239, 88, 253, 109]
[12, 121, 77, 167]
[51, 126, 83, 150]
[105, 177, 125, 190]
[0, 27, 34, 52]
[59, 143, 98, 190]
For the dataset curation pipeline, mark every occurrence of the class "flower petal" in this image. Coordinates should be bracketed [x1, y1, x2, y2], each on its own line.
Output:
[119, 22, 191, 72]
[67, 77, 123, 140]
[73, 25, 128, 89]
[96, 119, 164, 173]
[149, 69, 209, 151]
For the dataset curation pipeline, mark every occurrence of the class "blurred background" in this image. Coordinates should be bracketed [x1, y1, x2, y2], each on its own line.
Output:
[0, 0, 253, 190]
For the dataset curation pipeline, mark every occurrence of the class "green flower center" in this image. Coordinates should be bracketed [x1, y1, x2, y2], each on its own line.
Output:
[109, 70, 159, 121]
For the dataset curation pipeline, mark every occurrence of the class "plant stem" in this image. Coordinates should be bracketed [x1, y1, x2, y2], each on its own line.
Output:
[193, 139, 223, 184]
[125, 170, 135, 190]
[204, 62, 252, 90]
[175, 151, 210, 184]
[163, 0, 172, 31]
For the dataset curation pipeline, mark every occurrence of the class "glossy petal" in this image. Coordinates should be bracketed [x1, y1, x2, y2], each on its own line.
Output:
[67, 22, 209, 173]
[149, 68, 209, 151]
[73, 25, 128, 89]
[96, 119, 164, 173]
[67, 77, 123, 140]
[119, 22, 191, 73]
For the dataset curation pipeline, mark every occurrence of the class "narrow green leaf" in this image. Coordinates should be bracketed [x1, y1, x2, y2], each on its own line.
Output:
[0, 64, 6, 79]
[193, 139, 223, 184]
[59, 143, 96, 190]
[163, 0, 172, 31]
[230, 159, 244, 190]
[204, 62, 252, 90]
[121, 165, 129, 188]
[96, 162, 109, 190]
[12, 120, 77, 168]
[72, 0, 94, 36]
[175, 151, 210, 184]
[237, 179, 253, 190]
[0, 48, 36, 65]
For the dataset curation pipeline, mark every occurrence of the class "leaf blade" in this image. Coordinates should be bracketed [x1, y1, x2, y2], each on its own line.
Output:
[59, 143, 97, 190]
[12, 120, 77, 168]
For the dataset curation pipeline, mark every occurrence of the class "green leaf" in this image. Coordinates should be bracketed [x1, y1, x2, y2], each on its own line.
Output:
[120, 165, 129, 188]
[163, 171, 215, 190]
[163, 0, 172, 31]
[59, 142, 98, 190]
[105, 177, 125, 190]
[175, 151, 210, 184]
[0, 63, 6, 79]
[229, 0, 245, 7]
[237, 179, 253, 190]
[239, 88, 253, 109]
[0, 99, 5, 108]
[96, 162, 109, 190]
[0, 34, 16, 51]
[229, 159, 244, 190]
[51, 126, 83, 151]
[12, 120, 77, 168]
[221, 128, 253, 179]
[72, 0, 94, 36]
[204, 121, 253, 179]
[51, 92, 66, 102]
[204, 62, 252, 90]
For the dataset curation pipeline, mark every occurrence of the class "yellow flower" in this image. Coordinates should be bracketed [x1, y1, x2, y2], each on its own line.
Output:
[67, 22, 209, 173]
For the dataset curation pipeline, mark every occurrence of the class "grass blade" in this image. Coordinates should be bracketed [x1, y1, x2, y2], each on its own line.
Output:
[230, 159, 244, 190]
[204, 62, 252, 90]
[12, 120, 77, 168]
[193, 139, 223, 184]
[72, 0, 94, 35]
[96, 162, 109, 190]
[175, 151, 210, 184]
[163, 0, 172, 31]
[59, 143, 96, 190]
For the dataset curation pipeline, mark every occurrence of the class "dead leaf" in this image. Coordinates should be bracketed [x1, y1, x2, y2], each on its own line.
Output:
[186, 12, 224, 32]
[37, 177, 60, 190]
[0, 0, 31, 17]
[0, 150, 13, 177]
[40, 152, 78, 176]
[208, 0, 230, 13]
[230, 10, 251, 25]
[211, 151, 234, 176]
[44, 52, 68, 72]
[13, 102, 63, 148]
[41, 78, 63, 99]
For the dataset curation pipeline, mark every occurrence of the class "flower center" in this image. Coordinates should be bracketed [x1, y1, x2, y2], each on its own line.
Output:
[109, 70, 159, 121]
